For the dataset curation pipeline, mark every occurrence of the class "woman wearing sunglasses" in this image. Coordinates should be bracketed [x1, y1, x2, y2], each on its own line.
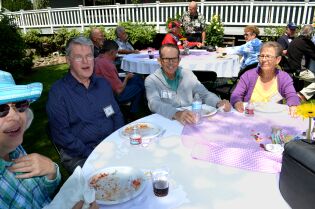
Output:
[217, 25, 262, 77]
[0, 70, 98, 209]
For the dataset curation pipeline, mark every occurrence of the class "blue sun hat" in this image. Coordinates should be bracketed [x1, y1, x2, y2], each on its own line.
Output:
[0, 70, 43, 105]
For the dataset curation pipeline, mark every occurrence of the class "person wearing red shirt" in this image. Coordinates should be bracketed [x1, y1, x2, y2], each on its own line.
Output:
[162, 21, 202, 49]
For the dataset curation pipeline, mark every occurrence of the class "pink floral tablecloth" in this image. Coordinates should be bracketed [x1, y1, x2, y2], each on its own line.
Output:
[181, 112, 306, 173]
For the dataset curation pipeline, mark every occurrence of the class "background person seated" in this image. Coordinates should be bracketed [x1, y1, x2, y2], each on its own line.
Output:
[287, 24, 315, 101]
[89, 27, 105, 58]
[277, 22, 297, 56]
[231, 42, 300, 117]
[95, 40, 145, 117]
[217, 25, 262, 77]
[145, 44, 231, 125]
[46, 37, 124, 174]
[162, 20, 202, 49]
[115, 26, 139, 54]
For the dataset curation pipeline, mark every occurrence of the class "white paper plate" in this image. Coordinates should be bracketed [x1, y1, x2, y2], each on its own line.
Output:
[178, 104, 217, 117]
[264, 144, 284, 153]
[254, 103, 287, 113]
[119, 122, 163, 140]
[89, 166, 147, 205]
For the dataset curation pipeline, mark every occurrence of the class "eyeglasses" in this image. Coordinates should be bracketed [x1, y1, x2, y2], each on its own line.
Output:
[243, 33, 252, 37]
[70, 54, 94, 62]
[0, 100, 29, 118]
[160, 57, 180, 63]
[258, 54, 278, 60]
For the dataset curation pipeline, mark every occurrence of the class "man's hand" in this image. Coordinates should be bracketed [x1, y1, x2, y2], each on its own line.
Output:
[216, 99, 231, 112]
[126, 72, 134, 80]
[9, 153, 57, 180]
[72, 200, 99, 209]
[197, 42, 203, 48]
[234, 101, 244, 113]
[173, 110, 197, 125]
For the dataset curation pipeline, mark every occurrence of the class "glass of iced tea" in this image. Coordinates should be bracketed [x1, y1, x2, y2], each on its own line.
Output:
[152, 169, 169, 197]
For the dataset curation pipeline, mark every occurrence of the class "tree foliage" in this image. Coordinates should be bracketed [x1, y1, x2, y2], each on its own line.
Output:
[33, 0, 50, 10]
[3, 0, 33, 11]
[0, 14, 32, 74]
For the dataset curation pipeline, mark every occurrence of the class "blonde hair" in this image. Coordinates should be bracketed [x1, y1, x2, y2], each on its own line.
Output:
[244, 25, 260, 36]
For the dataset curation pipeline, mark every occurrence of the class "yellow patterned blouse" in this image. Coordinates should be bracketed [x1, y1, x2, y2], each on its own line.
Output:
[250, 77, 279, 103]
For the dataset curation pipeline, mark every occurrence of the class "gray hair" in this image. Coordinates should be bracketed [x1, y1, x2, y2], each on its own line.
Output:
[300, 25, 314, 39]
[25, 109, 33, 130]
[65, 36, 94, 56]
[115, 26, 125, 38]
[260, 41, 283, 57]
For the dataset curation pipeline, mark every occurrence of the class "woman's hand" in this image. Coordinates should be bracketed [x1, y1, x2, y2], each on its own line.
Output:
[234, 101, 244, 113]
[289, 105, 297, 117]
[9, 153, 57, 180]
[216, 100, 232, 112]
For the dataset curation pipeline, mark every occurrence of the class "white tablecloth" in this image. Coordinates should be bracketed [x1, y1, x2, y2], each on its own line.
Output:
[82, 109, 307, 209]
[121, 50, 240, 78]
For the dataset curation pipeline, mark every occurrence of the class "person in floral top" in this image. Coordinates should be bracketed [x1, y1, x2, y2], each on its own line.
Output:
[218, 25, 262, 76]
[180, 1, 206, 46]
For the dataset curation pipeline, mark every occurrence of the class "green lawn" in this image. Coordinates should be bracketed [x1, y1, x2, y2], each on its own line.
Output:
[18, 64, 69, 179]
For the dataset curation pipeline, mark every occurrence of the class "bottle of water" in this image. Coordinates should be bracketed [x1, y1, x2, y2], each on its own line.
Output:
[192, 93, 202, 124]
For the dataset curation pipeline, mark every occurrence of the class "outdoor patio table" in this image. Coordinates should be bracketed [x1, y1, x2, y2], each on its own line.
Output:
[82, 107, 306, 209]
[121, 49, 240, 78]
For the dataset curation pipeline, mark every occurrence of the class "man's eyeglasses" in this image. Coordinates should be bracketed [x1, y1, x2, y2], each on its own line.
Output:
[0, 100, 29, 118]
[258, 54, 277, 60]
[160, 57, 180, 63]
[70, 54, 94, 62]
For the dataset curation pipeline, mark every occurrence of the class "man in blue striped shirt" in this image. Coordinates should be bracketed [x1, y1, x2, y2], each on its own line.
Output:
[46, 36, 124, 173]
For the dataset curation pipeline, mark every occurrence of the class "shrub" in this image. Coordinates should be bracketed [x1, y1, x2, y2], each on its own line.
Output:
[3, 0, 33, 12]
[205, 14, 224, 47]
[263, 25, 301, 42]
[119, 21, 157, 46]
[0, 14, 33, 74]
[53, 27, 80, 54]
[22, 29, 42, 54]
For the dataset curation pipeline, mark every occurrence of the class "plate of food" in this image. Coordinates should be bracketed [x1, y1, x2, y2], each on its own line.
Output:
[119, 122, 163, 140]
[254, 103, 287, 113]
[89, 166, 147, 205]
[178, 104, 217, 117]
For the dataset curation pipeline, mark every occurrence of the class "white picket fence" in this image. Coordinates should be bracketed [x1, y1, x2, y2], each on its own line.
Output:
[4, 0, 315, 35]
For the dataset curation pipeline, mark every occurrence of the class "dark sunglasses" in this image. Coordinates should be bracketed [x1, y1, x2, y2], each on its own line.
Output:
[0, 100, 30, 118]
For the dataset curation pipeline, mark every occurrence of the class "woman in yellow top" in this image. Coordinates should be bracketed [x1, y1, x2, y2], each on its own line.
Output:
[230, 41, 300, 117]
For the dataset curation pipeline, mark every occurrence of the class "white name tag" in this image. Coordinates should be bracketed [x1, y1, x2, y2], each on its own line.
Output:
[161, 90, 168, 99]
[103, 105, 115, 117]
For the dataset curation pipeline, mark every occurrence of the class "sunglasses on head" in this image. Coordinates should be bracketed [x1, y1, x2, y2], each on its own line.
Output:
[0, 100, 30, 118]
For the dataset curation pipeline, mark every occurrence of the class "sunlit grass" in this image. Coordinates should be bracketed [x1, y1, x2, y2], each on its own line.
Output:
[19, 64, 69, 179]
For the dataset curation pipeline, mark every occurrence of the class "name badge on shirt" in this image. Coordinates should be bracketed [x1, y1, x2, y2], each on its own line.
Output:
[161, 90, 168, 99]
[103, 105, 115, 117]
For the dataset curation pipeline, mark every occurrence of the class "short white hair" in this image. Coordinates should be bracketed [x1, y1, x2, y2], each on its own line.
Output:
[25, 109, 33, 130]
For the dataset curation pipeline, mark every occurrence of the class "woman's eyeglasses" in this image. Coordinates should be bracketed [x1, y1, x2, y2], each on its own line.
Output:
[258, 54, 277, 60]
[0, 100, 29, 118]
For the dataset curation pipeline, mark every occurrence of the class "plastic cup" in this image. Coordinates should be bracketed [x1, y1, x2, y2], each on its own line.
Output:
[152, 169, 169, 197]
